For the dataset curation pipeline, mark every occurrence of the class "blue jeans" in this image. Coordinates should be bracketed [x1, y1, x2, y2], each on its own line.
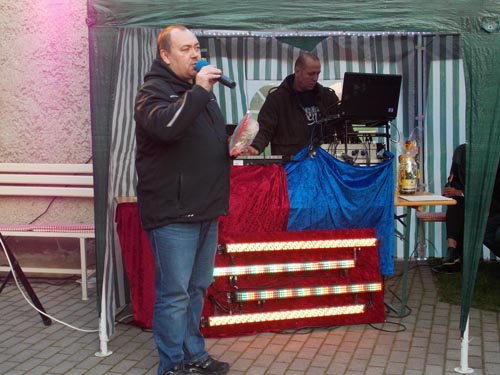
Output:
[147, 219, 218, 375]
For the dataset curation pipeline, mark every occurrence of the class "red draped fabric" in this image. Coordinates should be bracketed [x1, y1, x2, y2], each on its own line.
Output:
[219, 164, 290, 240]
[115, 202, 155, 328]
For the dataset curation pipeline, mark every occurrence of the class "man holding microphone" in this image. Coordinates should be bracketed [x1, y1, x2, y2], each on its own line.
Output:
[134, 25, 230, 375]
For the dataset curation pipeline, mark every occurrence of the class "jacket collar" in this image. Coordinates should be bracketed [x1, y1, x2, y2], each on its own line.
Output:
[145, 57, 193, 91]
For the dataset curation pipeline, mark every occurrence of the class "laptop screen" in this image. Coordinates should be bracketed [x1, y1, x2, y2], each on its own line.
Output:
[340, 72, 402, 125]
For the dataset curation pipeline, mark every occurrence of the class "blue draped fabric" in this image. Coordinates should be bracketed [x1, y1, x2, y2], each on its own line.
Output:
[285, 147, 395, 275]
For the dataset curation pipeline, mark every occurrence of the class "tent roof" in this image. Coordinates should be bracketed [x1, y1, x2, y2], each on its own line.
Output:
[88, 0, 499, 33]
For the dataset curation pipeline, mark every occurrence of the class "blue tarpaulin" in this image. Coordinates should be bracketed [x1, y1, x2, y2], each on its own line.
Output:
[285, 147, 395, 275]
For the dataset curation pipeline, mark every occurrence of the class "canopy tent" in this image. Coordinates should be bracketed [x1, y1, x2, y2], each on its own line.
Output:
[87, 0, 500, 369]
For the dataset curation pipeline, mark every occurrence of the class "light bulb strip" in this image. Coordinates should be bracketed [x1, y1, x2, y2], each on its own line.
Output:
[213, 259, 354, 277]
[235, 282, 382, 302]
[208, 304, 365, 326]
[225, 238, 377, 253]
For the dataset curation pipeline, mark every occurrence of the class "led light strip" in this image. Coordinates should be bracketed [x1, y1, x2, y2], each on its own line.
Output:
[235, 282, 382, 302]
[225, 238, 377, 253]
[213, 259, 355, 277]
[208, 304, 365, 326]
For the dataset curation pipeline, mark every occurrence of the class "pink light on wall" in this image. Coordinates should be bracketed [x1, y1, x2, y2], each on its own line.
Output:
[8, 0, 90, 161]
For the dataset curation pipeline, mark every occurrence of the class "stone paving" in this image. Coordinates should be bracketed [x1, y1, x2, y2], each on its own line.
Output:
[1, 261, 499, 375]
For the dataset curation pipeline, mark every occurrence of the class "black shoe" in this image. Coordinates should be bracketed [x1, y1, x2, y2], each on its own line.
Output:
[432, 261, 461, 273]
[164, 363, 191, 375]
[442, 247, 459, 265]
[185, 355, 230, 375]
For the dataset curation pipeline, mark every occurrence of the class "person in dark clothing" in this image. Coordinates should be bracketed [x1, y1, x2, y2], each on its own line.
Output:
[243, 52, 349, 158]
[440, 143, 500, 270]
[441, 144, 466, 265]
[483, 162, 500, 258]
[484, 214, 500, 258]
[134, 25, 230, 375]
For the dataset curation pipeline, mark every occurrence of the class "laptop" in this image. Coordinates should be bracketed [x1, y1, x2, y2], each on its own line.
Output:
[340, 72, 402, 125]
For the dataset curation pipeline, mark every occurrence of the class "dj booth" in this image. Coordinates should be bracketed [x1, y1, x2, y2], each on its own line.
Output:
[115, 147, 395, 337]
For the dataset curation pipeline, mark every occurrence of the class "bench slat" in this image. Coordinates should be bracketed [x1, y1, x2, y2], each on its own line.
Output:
[0, 186, 94, 197]
[0, 163, 93, 174]
[0, 265, 95, 275]
[0, 230, 95, 238]
[0, 174, 93, 186]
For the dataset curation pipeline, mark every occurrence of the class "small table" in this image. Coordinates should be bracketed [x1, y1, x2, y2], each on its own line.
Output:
[393, 192, 456, 316]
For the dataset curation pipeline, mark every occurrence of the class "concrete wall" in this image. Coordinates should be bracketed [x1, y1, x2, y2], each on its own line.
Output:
[0, 1, 94, 271]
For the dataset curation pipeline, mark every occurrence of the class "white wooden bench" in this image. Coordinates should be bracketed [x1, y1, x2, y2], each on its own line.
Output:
[0, 163, 95, 300]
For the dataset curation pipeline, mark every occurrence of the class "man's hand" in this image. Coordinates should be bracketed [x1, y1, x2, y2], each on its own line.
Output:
[195, 65, 221, 92]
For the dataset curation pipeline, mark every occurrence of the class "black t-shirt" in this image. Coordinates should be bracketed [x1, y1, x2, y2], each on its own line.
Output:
[296, 90, 321, 126]
[296, 90, 322, 144]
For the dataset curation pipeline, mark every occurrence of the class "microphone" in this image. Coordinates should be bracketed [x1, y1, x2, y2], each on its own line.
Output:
[195, 60, 236, 89]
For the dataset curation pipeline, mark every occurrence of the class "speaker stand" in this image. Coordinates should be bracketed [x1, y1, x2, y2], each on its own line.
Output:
[0, 233, 52, 326]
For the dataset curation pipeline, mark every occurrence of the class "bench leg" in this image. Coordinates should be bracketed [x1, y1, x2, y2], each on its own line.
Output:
[80, 238, 88, 301]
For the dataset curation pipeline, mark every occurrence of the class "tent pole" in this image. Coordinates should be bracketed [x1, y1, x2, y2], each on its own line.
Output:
[95, 282, 113, 357]
[455, 315, 473, 374]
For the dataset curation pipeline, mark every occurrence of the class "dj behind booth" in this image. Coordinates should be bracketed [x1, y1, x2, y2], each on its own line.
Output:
[230, 70, 403, 277]
[235, 71, 402, 167]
